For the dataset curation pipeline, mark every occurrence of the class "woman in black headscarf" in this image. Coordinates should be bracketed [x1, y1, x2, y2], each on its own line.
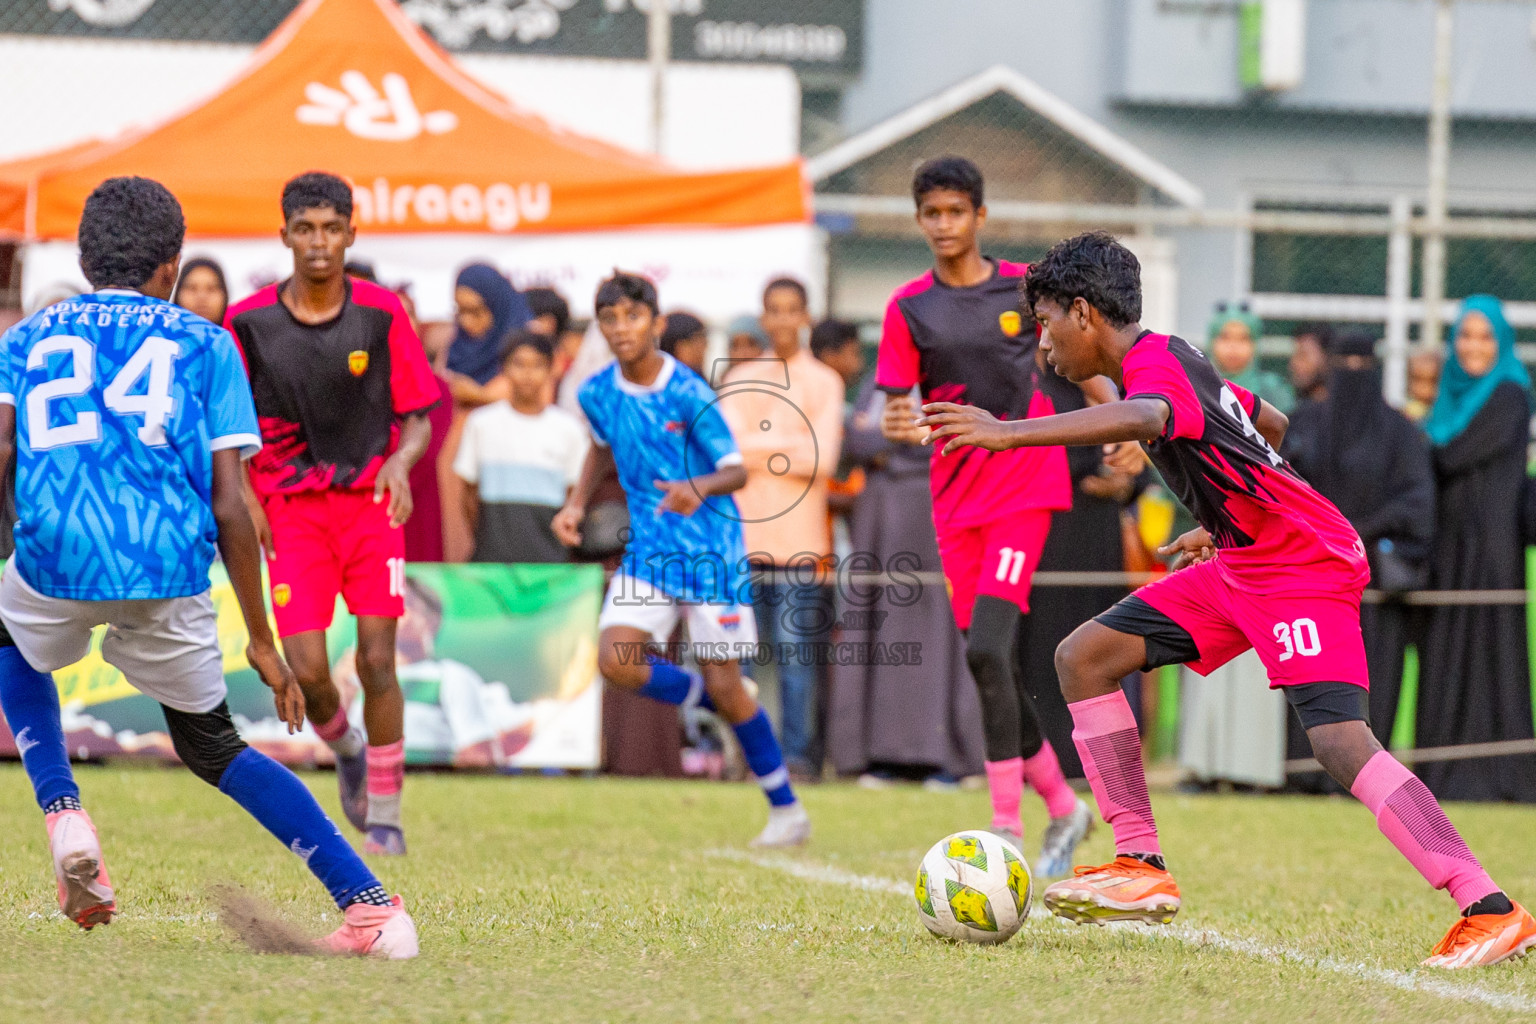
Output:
[1283, 331, 1435, 753]
[1416, 296, 1536, 802]
[173, 256, 229, 325]
[445, 263, 532, 408]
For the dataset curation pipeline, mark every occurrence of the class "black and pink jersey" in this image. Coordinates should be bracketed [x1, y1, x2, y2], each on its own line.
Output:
[876, 259, 1070, 529]
[226, 279, 441, 498]
[1122, 332, 1368, 594]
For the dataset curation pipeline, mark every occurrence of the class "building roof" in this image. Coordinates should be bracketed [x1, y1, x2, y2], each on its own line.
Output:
[807, 64, 1203, 208]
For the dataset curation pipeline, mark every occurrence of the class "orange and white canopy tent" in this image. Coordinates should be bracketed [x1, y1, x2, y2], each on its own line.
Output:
[0, 0, 806, 240]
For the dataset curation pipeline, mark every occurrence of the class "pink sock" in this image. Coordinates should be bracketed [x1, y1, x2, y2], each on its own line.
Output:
[1069, 691, 1160, 857]
[313, 706, 350, 743]
[367, 740, 405, 798]
[983, 758, 1024, 831]
[1021, 741, 1079, 819]
[1351, 751, 1499, 911]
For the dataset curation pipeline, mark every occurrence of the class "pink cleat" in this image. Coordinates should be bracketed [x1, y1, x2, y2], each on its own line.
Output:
[319, 895, 419, 960]
[45, 809, 115, 930]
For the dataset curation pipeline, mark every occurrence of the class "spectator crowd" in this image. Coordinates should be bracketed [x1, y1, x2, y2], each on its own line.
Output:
[139, 257, 1536, 804]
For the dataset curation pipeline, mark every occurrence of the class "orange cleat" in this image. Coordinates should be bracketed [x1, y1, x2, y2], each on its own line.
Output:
[1043, 855, 1180, 926]
[1423, 902, 1536, 968]
[45, 809, 115, 930]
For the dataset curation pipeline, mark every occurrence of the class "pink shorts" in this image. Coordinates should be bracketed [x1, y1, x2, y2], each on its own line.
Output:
[263, 489, 406, 638]
[936, 510, 1052, 631]
[1115, 558, 1368, 689]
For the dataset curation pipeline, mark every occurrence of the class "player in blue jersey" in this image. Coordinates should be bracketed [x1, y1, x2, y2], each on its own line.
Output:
[0, 177, 417, 957]
[553, 272, 810, 847]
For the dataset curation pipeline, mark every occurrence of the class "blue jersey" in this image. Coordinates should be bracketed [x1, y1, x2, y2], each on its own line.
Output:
[578, 354, 746, 604]
[0, 290, 261, 601]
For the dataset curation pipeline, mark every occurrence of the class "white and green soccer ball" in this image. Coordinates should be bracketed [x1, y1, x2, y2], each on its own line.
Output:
[914, 829, 1031, 944]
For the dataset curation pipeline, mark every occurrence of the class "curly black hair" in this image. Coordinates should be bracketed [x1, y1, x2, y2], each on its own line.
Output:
[1021, 231, 1142, 328]
[594, 271, 659, 315]
[912, 155, 984, 209]
[281, 171, 353, 222]
[78, 176, 185, 289]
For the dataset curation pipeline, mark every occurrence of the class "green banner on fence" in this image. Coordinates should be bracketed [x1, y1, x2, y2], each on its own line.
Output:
[1, 563, 604, 770]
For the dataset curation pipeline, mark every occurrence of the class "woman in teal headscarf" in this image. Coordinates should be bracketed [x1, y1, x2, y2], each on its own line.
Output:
[1207, 304, 1295, 413]
[1418, 294, 1536, 802]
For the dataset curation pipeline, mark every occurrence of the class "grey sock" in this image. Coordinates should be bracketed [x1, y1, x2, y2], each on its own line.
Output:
[366, 791, 402, 829]
[327, 726, 364, 760]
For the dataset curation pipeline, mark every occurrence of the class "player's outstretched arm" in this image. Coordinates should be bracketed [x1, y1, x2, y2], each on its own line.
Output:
[918, 398, 1169, 457]
[1254, 399, 1289, 450]
[553, 443, 615, 547]
[1073, 375, 1147, 472]
[211, 449, 305, 733]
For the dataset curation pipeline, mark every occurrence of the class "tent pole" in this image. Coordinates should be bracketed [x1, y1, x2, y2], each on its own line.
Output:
[648, 0, 671, 156]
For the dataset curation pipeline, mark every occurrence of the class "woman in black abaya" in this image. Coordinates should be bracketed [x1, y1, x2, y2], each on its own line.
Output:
[1417, 295, 1536, 802]
[1283, 331, 1435, 783]
[826, 377, 984, 783]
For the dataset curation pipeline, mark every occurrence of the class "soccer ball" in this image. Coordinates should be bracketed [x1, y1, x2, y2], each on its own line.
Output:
[913, 830, 1031, 944]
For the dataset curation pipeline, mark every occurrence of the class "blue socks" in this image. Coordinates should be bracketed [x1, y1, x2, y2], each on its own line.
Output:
[0, 646, 79, 812]
[217, 747, 382, 910]
[733, 709, 797, 807]
[0, 644, 383, 910]
[639, 656, 712, 711]
[640, 659, 793, 808]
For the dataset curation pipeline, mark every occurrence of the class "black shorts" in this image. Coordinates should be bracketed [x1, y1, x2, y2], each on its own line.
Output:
[1095, 596, 1368, 730]
[1094, 596, 1199, 670]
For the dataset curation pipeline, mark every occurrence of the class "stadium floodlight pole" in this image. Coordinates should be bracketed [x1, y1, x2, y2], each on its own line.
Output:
[648, 0, 671, 155]
[1420, 0, 1455, 353]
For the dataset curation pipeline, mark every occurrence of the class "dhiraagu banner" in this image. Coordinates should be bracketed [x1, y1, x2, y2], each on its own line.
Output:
[0, 563, 603, 770]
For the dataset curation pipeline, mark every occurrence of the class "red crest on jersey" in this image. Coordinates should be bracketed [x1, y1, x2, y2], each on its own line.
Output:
[348, 350, 369, 376]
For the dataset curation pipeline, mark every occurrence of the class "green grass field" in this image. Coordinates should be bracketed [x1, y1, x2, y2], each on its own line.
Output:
[0, 764, 1533, 1023]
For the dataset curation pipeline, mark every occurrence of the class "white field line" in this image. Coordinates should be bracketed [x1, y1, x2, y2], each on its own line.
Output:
[707, 849, 1536, 1015]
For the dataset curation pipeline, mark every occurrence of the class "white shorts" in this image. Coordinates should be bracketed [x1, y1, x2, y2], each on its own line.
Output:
[597, 573, 759, 662]
[0, 560, 226, 714]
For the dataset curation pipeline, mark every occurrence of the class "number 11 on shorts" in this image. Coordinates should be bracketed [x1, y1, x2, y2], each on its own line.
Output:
[1273, 617, 1321, 662]
[387, 557, 407, 597]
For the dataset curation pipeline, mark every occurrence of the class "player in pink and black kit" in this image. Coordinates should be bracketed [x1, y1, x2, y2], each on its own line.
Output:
[227, 173, 439, 857]
[878, 157, 1114, 878]
[920, 231, 1534, 969]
